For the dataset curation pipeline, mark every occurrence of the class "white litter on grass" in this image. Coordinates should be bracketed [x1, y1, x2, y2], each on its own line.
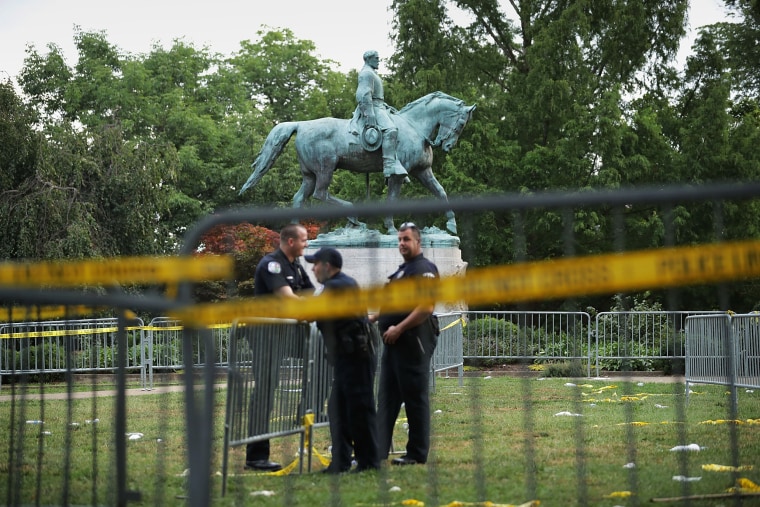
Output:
[69, 422, 80, 428]
[251, 490, 276, 497]
[156, 439, 163, 443]
[126, 433, 144, 440]
[623, 462, 636, 469]
[588, 403, 597, 407]
[564, 383, 576, 387]
[747, 389, 755, 393]
[673, 475, 702, 482]
[25, 420, 43, 425]
[402, 423, 409, 430]
[537, 377, 547, 381]
[41, 431, 52, 436]
[637, 382, 645, 387]
[554, 411, 583, 417]
[654, 404, 668, 409]
[389, 486, 402, 493]
[483, 376, 492, 379]
[434, 409, 443, 414]
[85, 419, 99, 424]
[670, 444, 704, 452]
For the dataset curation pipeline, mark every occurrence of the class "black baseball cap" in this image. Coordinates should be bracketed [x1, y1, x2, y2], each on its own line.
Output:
[304, 247, 343, 268]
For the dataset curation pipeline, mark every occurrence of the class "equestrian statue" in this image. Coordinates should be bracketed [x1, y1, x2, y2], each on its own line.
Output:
[239, 50, 476, 235]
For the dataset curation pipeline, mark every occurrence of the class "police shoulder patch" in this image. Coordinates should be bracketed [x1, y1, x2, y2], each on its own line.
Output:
[267, 261, 282, 274]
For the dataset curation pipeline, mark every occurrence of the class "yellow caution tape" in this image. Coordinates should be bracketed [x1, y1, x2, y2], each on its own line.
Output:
[441, 317, 465, 332]
[260, 412, 330, 476]
[703, 464, 754, 472]
[171, 240, 760, 326]
[603, 491, 633, 499]
[727, 478, 760, 493]
[0, 327, 120, 340]
[361, 501, 540, 507]
[0, 255, 233, 288]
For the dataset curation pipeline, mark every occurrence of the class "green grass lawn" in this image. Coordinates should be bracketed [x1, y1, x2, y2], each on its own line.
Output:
[2, 376, 759, 506]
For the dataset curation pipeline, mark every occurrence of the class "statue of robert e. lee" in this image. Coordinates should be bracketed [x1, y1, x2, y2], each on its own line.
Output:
[355, 50, 408, 178]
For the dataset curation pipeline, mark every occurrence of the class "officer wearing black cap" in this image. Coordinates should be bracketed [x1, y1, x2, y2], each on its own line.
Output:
[305, 247, 380, 473]
[370, 222, 439, 466]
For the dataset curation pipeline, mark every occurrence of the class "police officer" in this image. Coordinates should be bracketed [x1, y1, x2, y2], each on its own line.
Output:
[371, 222, 439, 465]
[305, 247, 380, 473]
[245, 223, 314, 472]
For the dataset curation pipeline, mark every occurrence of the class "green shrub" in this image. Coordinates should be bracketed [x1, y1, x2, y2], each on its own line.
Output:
[593, 341, 655, 371]
[464, 317, 533, 362]
[545, 360, 586, 378]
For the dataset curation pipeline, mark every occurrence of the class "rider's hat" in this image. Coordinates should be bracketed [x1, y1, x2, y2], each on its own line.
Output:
[361, 126, 382, 151]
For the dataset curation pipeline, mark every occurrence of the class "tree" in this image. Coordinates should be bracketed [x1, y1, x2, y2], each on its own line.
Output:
[195, 223, 280, 300]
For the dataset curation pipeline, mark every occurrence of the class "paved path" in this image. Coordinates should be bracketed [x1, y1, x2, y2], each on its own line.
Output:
[0, 383, 227, 402]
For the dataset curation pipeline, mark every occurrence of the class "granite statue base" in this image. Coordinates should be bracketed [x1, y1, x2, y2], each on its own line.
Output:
[303, 226, 467, 313]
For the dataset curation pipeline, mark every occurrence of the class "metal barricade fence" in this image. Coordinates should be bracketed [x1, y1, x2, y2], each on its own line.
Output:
[685, 312, 760, 396]
[0, 317, 144, 378]
[221, 318, 329, 494]
[462, 311, 592, 374]
[594, 311, 723, 377]
[1, 311, 146, 506]
[731, 313, 760, 388]
[5, 182, 760, 506]
[143, 317, 232, 390]
[430, 312, 465, 390]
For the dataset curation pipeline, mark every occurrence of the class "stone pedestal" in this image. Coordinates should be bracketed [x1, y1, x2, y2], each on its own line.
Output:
[303, 226, 467, 313]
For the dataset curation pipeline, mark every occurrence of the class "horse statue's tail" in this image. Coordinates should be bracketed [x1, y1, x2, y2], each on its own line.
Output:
[239, 122, 299, 194]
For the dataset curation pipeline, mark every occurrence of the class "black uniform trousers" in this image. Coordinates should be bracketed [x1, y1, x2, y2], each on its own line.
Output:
[328, 348, 380, 471]
[377, 327, 434, 463]
[245, 334, 304, 462]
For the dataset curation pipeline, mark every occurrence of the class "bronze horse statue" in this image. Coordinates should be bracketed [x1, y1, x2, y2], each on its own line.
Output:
[239, 91, 476, 234]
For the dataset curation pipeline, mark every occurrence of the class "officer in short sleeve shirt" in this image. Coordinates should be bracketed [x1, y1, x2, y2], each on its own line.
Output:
[245, 224, 314, 472]
[254, 247, 313, 297]
[374, 222, 439, 466]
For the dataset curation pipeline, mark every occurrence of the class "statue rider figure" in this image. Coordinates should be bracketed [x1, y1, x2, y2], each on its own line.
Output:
[356, 50, 408, 177]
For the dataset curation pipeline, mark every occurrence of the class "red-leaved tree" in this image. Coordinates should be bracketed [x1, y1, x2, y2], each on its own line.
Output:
[195, 223, 280, 300]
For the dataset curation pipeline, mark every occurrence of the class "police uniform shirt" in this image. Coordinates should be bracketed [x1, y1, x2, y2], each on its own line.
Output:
[254, 248, 314, 296]
[377, 253, 439, 331]
[317, 271, 367, 357]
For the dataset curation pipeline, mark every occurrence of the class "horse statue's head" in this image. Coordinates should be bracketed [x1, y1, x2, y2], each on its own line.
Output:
[431, 92, 477, 152]
[399, 91, 476, 152]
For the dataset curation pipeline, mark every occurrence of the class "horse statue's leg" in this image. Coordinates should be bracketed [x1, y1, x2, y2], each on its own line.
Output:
[292, 171, 317, 223]
[311, 171, 364, 228]
[412, 168, 458, 235]
[383, 175, 407, 233]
